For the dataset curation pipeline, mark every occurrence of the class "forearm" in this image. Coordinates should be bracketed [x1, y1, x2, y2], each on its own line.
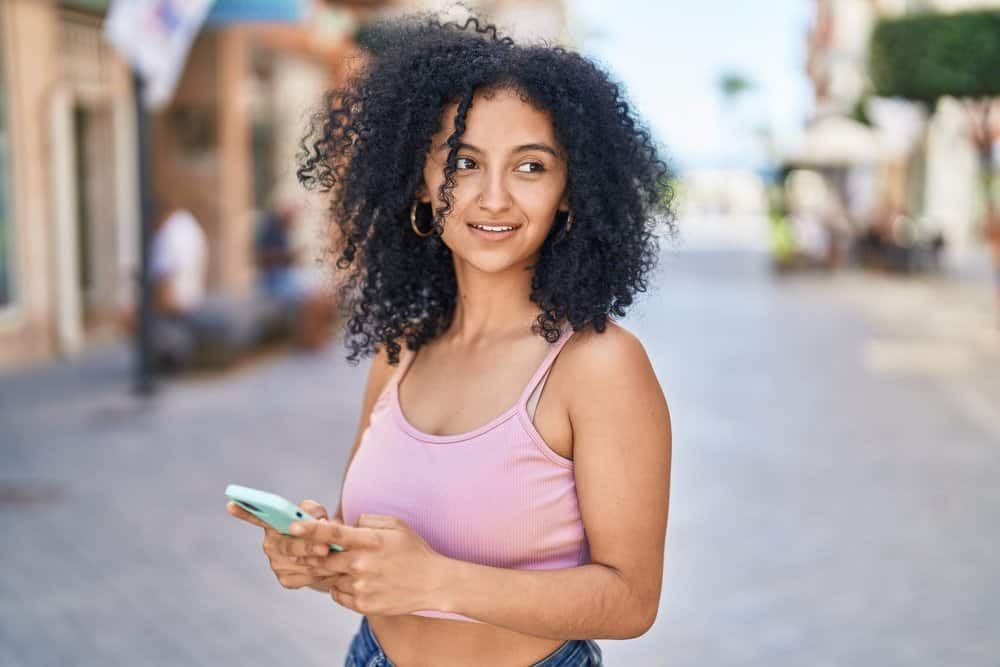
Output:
[433, 557, 654, 641]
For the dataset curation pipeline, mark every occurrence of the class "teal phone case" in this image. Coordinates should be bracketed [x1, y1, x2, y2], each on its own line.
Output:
[225, 484, 344, 552]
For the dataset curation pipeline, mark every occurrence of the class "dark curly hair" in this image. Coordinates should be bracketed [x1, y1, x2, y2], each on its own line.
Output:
[298, 13, 674, 365]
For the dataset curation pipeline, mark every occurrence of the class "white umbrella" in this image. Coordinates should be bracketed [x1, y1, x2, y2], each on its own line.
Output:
[784, 115, 900, 167]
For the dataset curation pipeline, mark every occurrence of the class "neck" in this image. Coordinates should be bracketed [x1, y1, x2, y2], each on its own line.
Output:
[447, 256, 540, 344]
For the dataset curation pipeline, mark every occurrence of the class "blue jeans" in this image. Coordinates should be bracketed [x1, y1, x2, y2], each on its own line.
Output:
[344, 617, 604, 666]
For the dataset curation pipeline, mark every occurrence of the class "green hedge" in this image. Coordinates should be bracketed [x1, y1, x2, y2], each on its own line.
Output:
[869, 9, 1000, 103]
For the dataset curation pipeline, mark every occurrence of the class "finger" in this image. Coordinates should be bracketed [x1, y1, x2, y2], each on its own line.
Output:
[299, 500, 328, 520]
[331, 573, 358, 596]
[276, 573, 318, 590]
[289, 520, 378, 550]
[272, 562, 315, 576]
[316, 575, 339, 590]
[356, 514, 404, 530]
[330, 584, 359, 612]
[227, 502, 272, 531]
[273, 535, 335, 558]
[298, 553, 353, 576]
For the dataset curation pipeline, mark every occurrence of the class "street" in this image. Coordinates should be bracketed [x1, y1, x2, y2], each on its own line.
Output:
[1, 249, 997, 666]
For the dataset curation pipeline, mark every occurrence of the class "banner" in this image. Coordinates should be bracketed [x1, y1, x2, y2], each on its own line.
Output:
[104, 0, 214, 111]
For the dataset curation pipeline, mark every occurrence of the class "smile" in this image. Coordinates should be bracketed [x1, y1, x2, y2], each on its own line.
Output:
[466, 222, 522, 241]
[468, 223, 520, 232]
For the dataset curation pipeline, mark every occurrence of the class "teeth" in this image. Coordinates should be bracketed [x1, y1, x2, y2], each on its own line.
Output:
[472, 225, 515, 232]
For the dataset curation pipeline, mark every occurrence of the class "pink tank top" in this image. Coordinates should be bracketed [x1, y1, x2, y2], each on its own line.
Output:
[340, 326, 589, 622]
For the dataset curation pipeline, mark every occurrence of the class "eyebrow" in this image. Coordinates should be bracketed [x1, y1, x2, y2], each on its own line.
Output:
[435, 141, 562, 159]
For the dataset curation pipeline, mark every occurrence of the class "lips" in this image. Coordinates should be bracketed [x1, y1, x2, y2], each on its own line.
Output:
[466, 222, 522, 241]
[467, 223, 521, 232]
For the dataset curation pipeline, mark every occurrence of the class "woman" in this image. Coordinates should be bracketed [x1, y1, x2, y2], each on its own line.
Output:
[227, 15, 673, 667]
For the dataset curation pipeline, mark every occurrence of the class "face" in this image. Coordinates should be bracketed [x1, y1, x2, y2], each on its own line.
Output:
[419, 88, 569, 274]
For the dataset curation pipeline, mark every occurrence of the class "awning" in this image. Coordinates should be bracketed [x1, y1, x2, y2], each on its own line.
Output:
[205, 0, 310, 26]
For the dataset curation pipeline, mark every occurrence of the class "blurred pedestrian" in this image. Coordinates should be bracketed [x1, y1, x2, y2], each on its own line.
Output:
[119, 201, 208, 371]
[149, 203, 207, 371]
[986, 212, 1000, 322]
[227, 14, 672, 667]
[254, 193, 335, 350]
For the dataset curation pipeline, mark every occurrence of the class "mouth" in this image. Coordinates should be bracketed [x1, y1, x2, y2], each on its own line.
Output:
[466, 222, 522, 241]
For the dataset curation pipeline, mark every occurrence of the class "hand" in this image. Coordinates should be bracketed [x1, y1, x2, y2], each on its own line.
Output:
[226, 499, 339, 591]
[292, 514, 449, 616]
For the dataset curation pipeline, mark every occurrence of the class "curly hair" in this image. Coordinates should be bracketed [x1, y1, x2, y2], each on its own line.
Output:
[298, 13, 675, 365]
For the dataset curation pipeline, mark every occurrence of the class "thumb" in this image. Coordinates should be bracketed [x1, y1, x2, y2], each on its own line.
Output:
[357, 514, 403, 530]
[299, 499, 329, 520]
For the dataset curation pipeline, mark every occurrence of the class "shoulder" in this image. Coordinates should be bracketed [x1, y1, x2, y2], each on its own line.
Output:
[557, 321, 666, 418]
[165, 210, 206, 247]
[561, 320, 653, 379]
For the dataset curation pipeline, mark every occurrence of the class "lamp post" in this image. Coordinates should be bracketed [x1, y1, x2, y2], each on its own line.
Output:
[133, 72, 156, 397]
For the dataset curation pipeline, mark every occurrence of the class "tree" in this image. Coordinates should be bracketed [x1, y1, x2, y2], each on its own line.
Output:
[716, 71, 765, 165]
[718, 71, 755, 103]
[870, 10, 1000, 250]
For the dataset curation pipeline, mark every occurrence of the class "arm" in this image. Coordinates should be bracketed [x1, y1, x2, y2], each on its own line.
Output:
[154, 277, 185, 316]
[433, 325, 672, 639]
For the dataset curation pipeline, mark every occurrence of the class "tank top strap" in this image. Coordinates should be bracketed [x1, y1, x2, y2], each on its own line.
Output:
[379, 345, 417, 402]
[517, 324, 575, 407]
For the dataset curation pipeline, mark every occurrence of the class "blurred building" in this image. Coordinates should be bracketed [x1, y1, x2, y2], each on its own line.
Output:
[802, 0, 1000, 267]
[679, 168, 768, 218]
[0, 0, 383, 371]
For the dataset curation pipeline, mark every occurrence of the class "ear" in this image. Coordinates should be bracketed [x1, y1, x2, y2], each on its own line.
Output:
[415, 183, 431, 204]
[558, 193, 570, 213]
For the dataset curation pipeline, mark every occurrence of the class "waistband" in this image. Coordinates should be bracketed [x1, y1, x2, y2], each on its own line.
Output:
[356, 617, 384, 658]
[357, 617, 599, 667]
[529, 637, 594, 666]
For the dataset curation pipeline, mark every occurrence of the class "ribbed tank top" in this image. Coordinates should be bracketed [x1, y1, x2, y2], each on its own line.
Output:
[340, 326, 589, 622]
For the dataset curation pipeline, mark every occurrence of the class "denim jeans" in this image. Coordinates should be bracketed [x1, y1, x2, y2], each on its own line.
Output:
[344, 617, 604, 667]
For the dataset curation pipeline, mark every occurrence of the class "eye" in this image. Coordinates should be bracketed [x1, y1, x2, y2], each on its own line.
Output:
[455, 156, 477, 170]
[515, 161, 545, 174]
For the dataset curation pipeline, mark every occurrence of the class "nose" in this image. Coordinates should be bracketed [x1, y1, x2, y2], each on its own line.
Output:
[476, 171, 512, 214]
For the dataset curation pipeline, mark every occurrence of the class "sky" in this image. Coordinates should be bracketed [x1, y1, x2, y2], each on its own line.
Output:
[565, 0, 816, 172]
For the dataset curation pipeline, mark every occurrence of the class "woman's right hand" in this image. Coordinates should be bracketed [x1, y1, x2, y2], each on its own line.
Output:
[226, 499, 340, 591]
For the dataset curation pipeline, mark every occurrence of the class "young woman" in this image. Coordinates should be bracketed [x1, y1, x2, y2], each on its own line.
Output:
[228, 15, 673, 667]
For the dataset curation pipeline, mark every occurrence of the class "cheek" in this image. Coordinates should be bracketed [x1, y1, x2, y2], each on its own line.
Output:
[518, 187, 563, 230]
[422, 170, 476, 212]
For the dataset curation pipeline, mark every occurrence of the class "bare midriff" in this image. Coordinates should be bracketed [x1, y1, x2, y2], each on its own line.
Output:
[368, 615, 567, 667]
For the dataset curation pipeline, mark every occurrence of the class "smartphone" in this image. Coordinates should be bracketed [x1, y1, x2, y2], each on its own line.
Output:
[225, 484, 344, 552]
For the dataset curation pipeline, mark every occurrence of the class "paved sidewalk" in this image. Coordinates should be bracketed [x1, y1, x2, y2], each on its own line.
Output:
[1, 251, 998, 666]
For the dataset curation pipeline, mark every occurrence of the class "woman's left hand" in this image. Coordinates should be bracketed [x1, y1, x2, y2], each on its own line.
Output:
[291, 514, 450, 616]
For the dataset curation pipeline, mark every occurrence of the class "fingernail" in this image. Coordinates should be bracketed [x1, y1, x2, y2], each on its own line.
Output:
[314, 545, 328, 556]
[290, 523, 303, 535]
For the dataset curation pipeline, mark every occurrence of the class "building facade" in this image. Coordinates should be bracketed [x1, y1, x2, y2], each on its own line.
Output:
[0, 0, 376, 371]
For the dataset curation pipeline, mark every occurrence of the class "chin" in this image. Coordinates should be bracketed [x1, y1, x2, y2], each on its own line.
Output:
[462, 254, 524, 274]
[451, 246, 536, 275]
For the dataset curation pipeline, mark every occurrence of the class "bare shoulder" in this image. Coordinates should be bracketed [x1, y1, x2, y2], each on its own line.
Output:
[557, 321, 667, 419]
[560, 321, 656, 384]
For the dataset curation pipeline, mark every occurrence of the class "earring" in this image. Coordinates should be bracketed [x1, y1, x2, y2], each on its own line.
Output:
[410, 201, 434, 237]
[564, 210, 574, 233]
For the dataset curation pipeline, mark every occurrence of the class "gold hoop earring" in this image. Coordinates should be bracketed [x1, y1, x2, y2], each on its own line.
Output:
[410, 201, 434, 237]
